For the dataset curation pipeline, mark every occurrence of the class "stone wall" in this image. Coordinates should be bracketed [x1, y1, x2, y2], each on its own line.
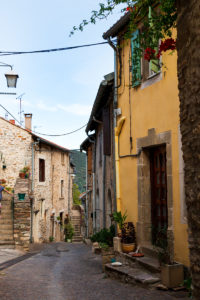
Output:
[14, 178, 31, 250]
[0, 118, 32, 188]
[33, 143, 70, 243]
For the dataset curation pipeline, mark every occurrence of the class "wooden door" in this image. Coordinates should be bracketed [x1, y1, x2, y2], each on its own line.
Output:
[150, 146, 168, 246]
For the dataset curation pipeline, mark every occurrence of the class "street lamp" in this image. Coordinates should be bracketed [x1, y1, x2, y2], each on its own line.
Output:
[0, 62, 19, 94]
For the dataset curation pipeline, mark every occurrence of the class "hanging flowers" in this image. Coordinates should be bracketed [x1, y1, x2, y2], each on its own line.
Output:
[157, 38, 176, 59]
[144, 47, 156, 61]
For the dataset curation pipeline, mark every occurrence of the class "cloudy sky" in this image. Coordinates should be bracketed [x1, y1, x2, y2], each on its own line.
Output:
[0, 1, 124, 150]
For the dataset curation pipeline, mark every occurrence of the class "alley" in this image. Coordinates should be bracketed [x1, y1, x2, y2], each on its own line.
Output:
[0, 243, 187, 300]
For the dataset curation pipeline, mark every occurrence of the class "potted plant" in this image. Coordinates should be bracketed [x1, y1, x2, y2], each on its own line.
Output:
[19, 166, 30, 179]
[121, 222, 136, 253]
[155, 227, 184, 288]
[64, 222, 74, 242]
[112, 211, 127, 234]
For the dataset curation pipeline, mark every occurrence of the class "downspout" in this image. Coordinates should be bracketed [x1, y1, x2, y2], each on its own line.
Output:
[85, 154, 88, 237]
[107, 37, 122, 216]
[102, 154, 106, 228]
[115, 116, 126, 212]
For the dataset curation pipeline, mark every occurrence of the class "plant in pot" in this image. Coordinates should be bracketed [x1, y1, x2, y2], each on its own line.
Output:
[155, 227, 184, 288]
[19, 166, 30, 179]
[112, 211, 127, 236]
[64, 222, 74, 242]
[121, 222, 136, 253]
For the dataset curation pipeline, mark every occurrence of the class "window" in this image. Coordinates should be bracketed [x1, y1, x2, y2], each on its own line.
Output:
[39, 159, 45, 182]
[131, 29, 141, 87]
[61, 180, 64, 198]
[103, 106, 111, 156]
[61, 153, 65, 165]
[148, 6, 160, 77]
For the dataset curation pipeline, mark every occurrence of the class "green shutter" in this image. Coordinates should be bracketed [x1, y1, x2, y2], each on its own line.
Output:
[131, 29, 141, 87]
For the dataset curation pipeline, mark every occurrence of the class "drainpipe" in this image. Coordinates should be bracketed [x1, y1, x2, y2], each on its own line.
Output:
[85, 154, 88, 237]
[30, 139, 40, 243]
[115, 116, 126, 212]
[107, 37, 122, 216]
[102, 154, 106, 228]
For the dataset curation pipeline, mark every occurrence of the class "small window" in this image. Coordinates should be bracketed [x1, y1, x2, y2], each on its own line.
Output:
[61, 180, 64, 198]
[61, 153, 65, 165]
[39, 159, 45, 182]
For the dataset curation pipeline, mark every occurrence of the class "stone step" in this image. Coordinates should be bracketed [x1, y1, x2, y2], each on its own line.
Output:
[0, 235, 14, 241]
[0, 244, 15, 249]
[0, 219, 13, 224]
[116, 252, 160, 273]
[0, 240, 15, 249]
[0, 230, 13, 236]
[105, 263, 160, 287]
[0, 224, 13, 230]
[72, 236, 83, 242]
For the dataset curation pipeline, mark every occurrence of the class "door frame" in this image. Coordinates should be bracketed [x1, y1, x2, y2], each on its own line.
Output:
[136, 129, 174, 261]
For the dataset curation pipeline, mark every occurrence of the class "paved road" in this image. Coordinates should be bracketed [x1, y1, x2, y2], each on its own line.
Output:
[0, 243, 188, 300]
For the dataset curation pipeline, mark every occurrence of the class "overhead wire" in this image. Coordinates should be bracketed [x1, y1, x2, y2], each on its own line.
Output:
[0, 41, 109, 57]
[0, 104, 87, 136]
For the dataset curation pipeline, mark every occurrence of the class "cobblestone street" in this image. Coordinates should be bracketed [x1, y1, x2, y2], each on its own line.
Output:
[0, 243, 188, 300]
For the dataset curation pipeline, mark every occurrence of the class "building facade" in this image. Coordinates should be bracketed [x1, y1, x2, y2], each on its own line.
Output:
[0, 115, 73, 249]
[103, 13, 189, 266]
[81, 73, 115, 236]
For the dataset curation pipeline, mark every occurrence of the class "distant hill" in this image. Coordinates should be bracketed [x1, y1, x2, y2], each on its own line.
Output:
[70, 150, 86, 193]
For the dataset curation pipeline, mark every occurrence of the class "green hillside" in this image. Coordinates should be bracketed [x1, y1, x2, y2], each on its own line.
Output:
[70, 150, 86, 193]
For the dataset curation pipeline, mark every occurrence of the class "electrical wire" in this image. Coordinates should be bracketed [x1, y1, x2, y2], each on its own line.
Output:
[0, 41, 109, 57]
[0, 104, 87, 136]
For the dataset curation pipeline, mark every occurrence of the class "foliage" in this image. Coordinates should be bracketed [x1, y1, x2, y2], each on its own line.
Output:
[99, 242, 110, 250]
[49, 236, 54, 242]
[64, 222, 74, 240]
[121, 222, 136, 244]
[72, 183, 81, 205]
[70, 0, 177, 60]
[90, 225, 115, 246]
[153, 226, 171, 265]
[183, 277, 192, 298]
[112, 211, 127, 230]
[70, 150, 86, 194]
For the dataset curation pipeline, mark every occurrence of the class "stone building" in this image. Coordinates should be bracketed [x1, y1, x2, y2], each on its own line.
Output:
[80, 73, 115, 236]
[0, 115, 73, 249]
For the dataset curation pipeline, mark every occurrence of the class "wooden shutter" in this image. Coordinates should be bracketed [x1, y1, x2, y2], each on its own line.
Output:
[103, 106, 111, 156]
[131, 29, 141, 87]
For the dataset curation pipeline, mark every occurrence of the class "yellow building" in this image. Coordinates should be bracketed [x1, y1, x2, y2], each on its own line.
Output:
[103, 13, 189, 266]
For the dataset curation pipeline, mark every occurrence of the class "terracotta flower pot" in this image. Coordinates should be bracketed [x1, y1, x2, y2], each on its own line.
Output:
[121, 243, 136, 253]
[19, 172, 25, 179]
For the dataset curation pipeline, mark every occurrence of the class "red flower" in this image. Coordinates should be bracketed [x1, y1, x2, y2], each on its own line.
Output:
[126, 7, 133, 12]
[158, 38, 176, 56]
[144, 47, 156, 61]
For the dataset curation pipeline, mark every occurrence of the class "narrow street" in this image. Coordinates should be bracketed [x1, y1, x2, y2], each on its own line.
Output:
[0, 243, 187, 300]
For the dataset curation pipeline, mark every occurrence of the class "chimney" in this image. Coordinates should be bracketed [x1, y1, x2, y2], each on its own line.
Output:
[24, 113, 32, 131]
[9, 120, 15, 125]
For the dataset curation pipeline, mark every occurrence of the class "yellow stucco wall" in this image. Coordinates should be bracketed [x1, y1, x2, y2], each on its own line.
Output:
[117, 38, 189, 266]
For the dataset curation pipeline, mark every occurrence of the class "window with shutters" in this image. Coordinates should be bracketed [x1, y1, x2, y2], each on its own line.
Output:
[148, 6, 161, 77]
[131, 29, 141, 87]
[39, 159, 45, 182]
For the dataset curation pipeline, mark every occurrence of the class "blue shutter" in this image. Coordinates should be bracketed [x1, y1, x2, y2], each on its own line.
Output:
[131, 29, 141, 87]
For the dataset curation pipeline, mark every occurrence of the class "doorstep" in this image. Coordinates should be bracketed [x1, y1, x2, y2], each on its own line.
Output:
[105, 263, 160, 287]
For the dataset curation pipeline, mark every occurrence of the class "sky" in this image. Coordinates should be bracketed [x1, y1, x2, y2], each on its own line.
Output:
[0, 0, 125, 150]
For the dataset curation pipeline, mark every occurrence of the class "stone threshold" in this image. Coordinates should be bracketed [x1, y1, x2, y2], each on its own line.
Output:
[105, 263, 160, 287]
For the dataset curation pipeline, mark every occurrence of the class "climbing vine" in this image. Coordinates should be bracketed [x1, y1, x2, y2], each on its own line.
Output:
[70, 0, 177, 60]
